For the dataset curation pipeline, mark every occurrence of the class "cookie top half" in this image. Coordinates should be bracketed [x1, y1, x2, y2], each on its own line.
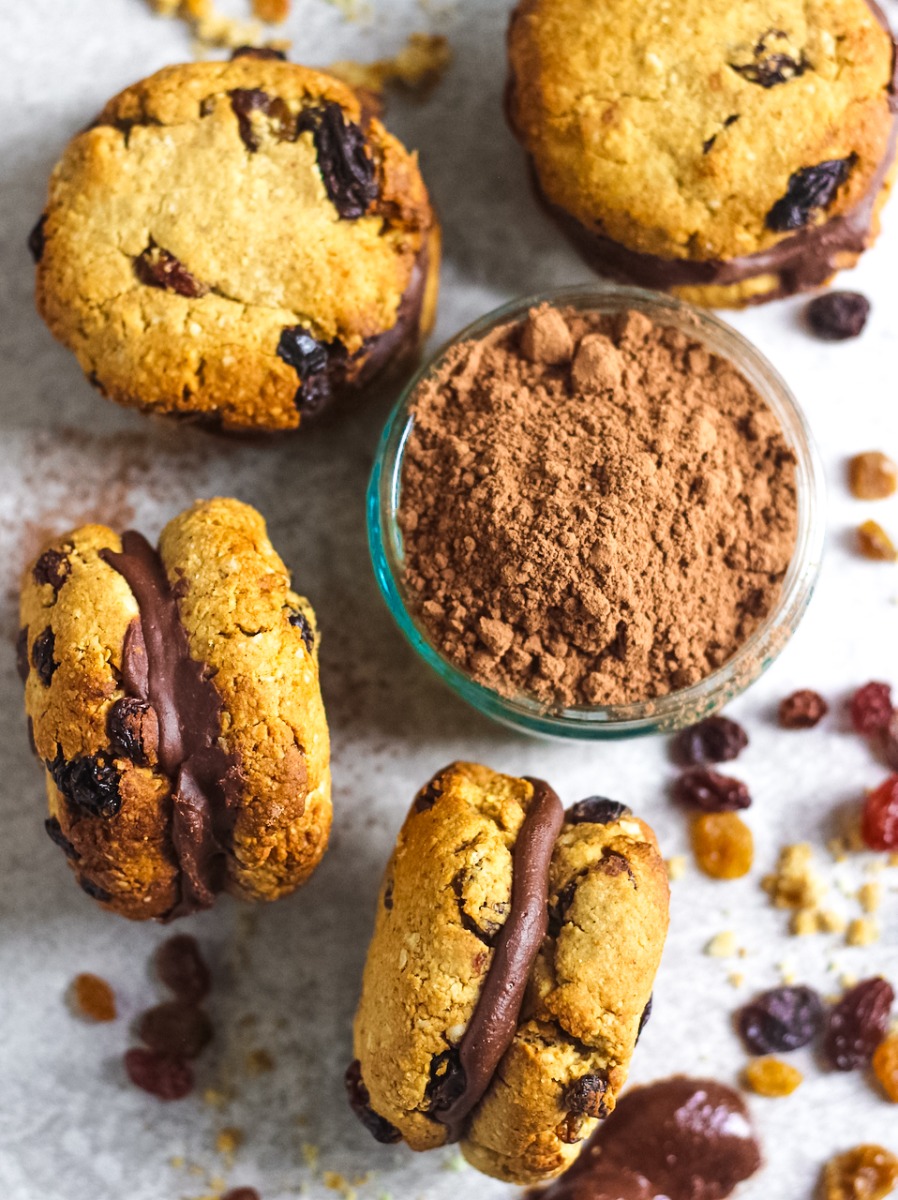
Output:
[508, 0, 896, 265]
[20, 497, 331, 919]
[33, 57, 439, 431]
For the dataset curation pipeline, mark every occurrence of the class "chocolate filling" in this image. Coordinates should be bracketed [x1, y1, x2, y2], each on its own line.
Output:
[100, 532, 242, 918]
[429, 777, 564, 1142]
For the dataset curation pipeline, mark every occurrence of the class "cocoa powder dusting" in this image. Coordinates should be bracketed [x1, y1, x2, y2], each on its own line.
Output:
[398, 305, 798, 709]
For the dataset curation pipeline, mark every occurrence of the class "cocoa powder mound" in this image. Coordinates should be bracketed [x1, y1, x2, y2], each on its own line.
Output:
[397, 304, 799, 710]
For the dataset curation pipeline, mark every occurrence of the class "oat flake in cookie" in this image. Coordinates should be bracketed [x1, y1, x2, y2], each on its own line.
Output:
[31, 55, 440, 431]
[507, 0, 898, 307]
[349, 763, 669, 1184]
[20, 498, 331, 919]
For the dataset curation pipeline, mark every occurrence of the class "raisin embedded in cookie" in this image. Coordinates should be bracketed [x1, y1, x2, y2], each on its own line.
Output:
[348, 763, 670, 1184]
[31, 56, 440, 431]
[20, 498, 331, 919]
[507, 0, 897, 306]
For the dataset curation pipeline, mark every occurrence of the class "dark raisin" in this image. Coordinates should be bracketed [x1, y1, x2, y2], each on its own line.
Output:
[32, 548, 71, 592]
[566, 797, 632, 825]
[736, 985, 824, 1054]
[452, 869, 507, 943]
[107, 697, 159, 766]
[47, 752, 122, 818]
[413, 777, 443, 813]
[16, 628, 29, 683]
[124, 1047, 194, 1100]
[730, 30, 807, 88]
[230, 88, 293, 151]
[221, 1191, 261, 1200]
[155, 935, 211, 1003]
[28, 214, 47, 263]
[861, 775, 898, 852]
[806, 291, 870, 340]
[296, 103, 378, 219]
[276, 326, 340, 414]
[672, 767, 751, 812]
[564, 1073, 608, 1118]
[824, 978, 894, 1071]
[287, 607, 315, 653]
[778, 689, 829, 729]
[344, 1059, 402, 1144]
[850, 681, 893, 736]
[383, 879, 393, 910]
[44, 816, 80, 860]
[671, 715, 748, 765]
[26, 717, 37, 756]
[600, 850, 635, 881]
[31, 627, 58, 686]
[426, 1048, 466, 1114]
[138, 1002, 213, 1059]
[766, 157, 855, 232]
[231, 45, 287, 60]
[134, 244, 208, 298]
[636, 994, 653, 1043]
[79, 876, 112, 902]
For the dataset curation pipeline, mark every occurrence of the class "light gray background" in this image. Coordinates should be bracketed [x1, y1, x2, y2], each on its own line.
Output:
[1, 2, 897, 1197]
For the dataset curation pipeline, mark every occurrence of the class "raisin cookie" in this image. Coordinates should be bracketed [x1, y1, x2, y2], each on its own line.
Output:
[507, 0, 897, 306]
[19, 498, 331, 920]
[31, 52, 440, 431]
[347, 763, 669, 1184]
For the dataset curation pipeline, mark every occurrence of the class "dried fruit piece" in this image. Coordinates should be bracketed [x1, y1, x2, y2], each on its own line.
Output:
[737, 985, 823, 1053]
[296, 102, 378, 219]
[857, 520, 898, 562]
[28, 214, 47, 263]
[730, 29, 806, 88]
[124, 1047, 194, 1100]
[276, 326, 341, 414]
[691, 812, 754, 879]
[139, 1001, 213, 1059]
[107, 698, 159, 765]
[71, 973, 117, 1022]
[79, 876, 113, 901]
[44, 816, 79, 860]
[221, 1190, 261, 1200]
[16, 628, 29, 682]
[807, 292, 871, 341]
[822, 1145, 898, 1200]
[849, 452, 897, 500]
[32, 548, 71, 591]
[287, 607, 315, 653]
[671, 715, 748, 765]
[47, 752, 122, 818]
[872, 1034, 898, 1101]
[824, 977, 894, 1071]
[230, 87, 293, 151]
[742, 1056, 802, 1096]
[850, 682, 893, 736]
[766, 157, 855, 232]
[861, 775, 898, 851]
[134, 244, 208, 298]
[31, 627, 58, 686]
[778, 689, 828, 729]
[566, 797, 631, 825]
[564, 1072, 609, 1118]
[673, 767, 751, 812]
[882, 712, 898, 771]
[345, 1059, 402, 1143]
[155, 935, 211, 1003]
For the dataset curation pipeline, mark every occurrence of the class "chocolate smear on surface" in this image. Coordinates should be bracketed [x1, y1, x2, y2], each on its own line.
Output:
[101, 532, 242, 918]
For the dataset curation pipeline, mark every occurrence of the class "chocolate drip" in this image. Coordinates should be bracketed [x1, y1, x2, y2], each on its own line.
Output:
[432, 777, 563, 1142]
[101, 531, 242, 918]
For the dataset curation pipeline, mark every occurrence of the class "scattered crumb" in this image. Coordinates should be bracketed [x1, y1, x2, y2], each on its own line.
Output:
[889, 854, 898, 868]
[216, 1127, 244, 1164]
[442, 1151, 467, 1172]
[245, 1048, 275, 1075]
[706, 931, 739, 958]
[818, 908, 848, 934]
[323, 1173, 357, 1199]
[846, 917, 880, 946]
[148, 0, 211, 15]
[145, 0, 287, 53]
[327, 33, 451, 98]
[252, 0, 290, 20]
[778, 960, 797, 985]
[302, 1143, 320, 1171]
[170, 1156, 186, 1169]
[729, 971, 746, 989]
[763, 844, 825, 910]
[840, 971, 859, 989]
[203, 1087, 232, 1108]
[666, 855, 687, 881]
[858, 881, 882, 913]
[790, 906, 846, 936]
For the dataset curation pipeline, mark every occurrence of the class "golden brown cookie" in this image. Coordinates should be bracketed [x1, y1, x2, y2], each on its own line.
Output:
[31, 52, 440, 431]
[348, 763, 669, 1184]
[507, 0, 897, 306]
[19, 498, 331, 919]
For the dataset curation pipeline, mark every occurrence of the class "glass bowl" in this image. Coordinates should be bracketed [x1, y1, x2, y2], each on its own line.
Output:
[367, 284, 825, 740]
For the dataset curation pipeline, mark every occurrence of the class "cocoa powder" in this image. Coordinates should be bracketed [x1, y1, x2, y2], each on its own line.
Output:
[397, 304, 799, 709]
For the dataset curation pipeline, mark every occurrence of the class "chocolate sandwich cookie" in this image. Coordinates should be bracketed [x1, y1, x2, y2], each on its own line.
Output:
[19, 498, 331, 919]
[31, 54, 440, 431]
[347, 763, 669, 1184]
[507, 0, 897, 307]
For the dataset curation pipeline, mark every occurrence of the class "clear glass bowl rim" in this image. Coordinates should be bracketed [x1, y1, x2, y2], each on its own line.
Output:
[367, 283, 826, 740]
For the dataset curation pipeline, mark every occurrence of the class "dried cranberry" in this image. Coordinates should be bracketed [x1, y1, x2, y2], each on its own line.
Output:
[824, 978, 894, 1071]
[31, 627, 58, 686]
[736, 985, 824, 1054]
[345, 1059, 402, 1143]
[850, 682, 893, 736]
[564, 1072, 609, 1118]
[861, 775, 898, 851]
[766, 157, 855, 232]
[45, 816, 80, 860]
[28, 214, 47, 263]
[672, 767, 751, 812]
[276, 326, 340, 414]
[155, 935, 211, 1003]
[124, 1047, 194, 1100]
[566, 797, 632, 825]
[287, 607, 315, 653]
[671, 715, 748, 765]
[16, 628, 29, 683]
[806, 291, 870, 340]
[138, 1002, 213, 1059]
[47, 752, 122, 818]
[778, 689, 829, 729]
[107, 697, 159, 765]
[296, 103, 378, 219]
[134, 244, 208, 298]
[231, 44, 287, 60]
[32, 548, 71, 592]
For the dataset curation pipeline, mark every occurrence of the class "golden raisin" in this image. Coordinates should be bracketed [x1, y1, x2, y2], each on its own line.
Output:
[691, 812, 754, 879]
[849, 452, 898, 501]
[742, 1056, 802, 1097]
[857, 520, 898, 562]
[822, 1145, 898, 1200]
[872, 1034, 898, 1102]
[71, 972, 117, 1022]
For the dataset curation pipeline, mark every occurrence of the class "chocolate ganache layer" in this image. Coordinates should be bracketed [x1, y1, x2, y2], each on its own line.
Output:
[429, 777, 564, 1142]
[101, 531, 243, 918]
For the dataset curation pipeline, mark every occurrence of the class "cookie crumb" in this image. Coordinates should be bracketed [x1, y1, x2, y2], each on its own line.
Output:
[328, 33, 451, 98]
[666, 855, 687, 881]
[858, 881, 882, 913]
[846, 916, 880, 946]
[706, 930, 738, 958]
[729, 971, 746, 989]
[245, 1048, 275, 1075]
[302, 1143, 320, 1170]
[216, 1127, 244, 1159]
[763, 843, 825, 910]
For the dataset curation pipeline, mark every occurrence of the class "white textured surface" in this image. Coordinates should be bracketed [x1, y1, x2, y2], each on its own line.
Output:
[1, 2, 897, 1198]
